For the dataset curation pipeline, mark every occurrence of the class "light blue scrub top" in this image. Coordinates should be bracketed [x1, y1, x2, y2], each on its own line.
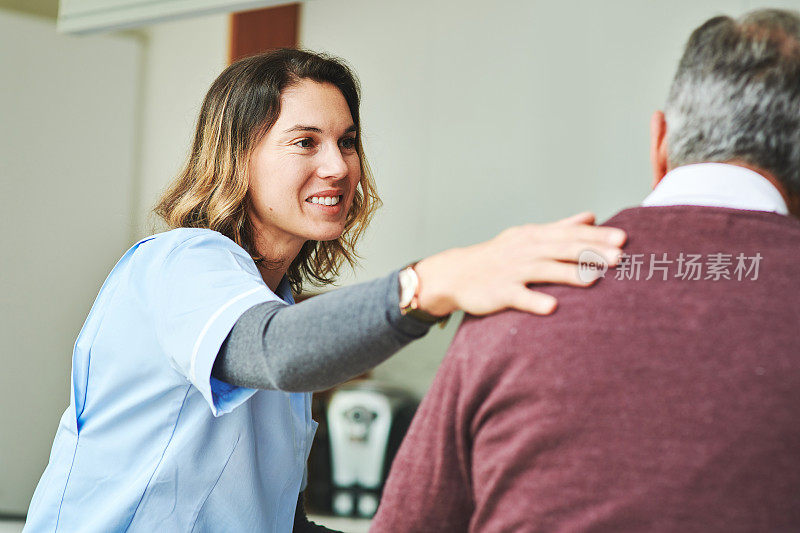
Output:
[24, 228, 318, 532]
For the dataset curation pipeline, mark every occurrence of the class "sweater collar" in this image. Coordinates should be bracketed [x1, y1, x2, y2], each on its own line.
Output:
[641, 163, 789, 215]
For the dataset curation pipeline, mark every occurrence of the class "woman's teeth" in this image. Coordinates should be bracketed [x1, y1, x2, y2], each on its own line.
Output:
[308, 195, 341, 206]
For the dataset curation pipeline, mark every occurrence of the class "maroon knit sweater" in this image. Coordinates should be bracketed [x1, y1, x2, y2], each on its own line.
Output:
[371, 206, 800, 533]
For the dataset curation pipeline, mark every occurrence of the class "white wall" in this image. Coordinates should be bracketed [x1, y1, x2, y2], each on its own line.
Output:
[134, 13, 230, 238]
[0, 9, 140, 514]
[0, 8, 230, 516]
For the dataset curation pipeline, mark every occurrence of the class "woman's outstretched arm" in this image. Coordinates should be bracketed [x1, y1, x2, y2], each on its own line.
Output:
[212, 269, 430, 392]
[212, 211, 627, 392]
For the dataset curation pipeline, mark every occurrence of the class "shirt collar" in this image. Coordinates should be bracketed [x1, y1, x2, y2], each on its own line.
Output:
[641, 162, 789, 215]
[275, 276, 295, 304]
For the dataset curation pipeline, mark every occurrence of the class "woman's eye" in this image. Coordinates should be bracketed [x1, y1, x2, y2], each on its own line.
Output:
[294, 138, 314, 148]
[340, 137, 357, 150]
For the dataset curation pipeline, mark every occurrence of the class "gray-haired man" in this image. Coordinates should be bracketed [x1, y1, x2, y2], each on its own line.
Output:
[648, 10, 800, 218]
[372, 9, 800, 532]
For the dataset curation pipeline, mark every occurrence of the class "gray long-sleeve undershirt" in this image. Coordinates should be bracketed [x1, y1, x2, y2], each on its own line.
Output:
[211, 269, 434, 392]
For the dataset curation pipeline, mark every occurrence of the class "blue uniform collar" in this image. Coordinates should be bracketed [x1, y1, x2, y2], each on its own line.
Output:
[275, 276, 295, 304]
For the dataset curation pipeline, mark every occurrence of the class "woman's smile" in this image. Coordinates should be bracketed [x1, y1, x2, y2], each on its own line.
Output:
[306, 195, 342, 206]
[306, 191, 345, 213]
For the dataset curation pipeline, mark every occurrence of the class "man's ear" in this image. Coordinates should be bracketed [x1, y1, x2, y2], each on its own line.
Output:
[650, 110, 669, 189]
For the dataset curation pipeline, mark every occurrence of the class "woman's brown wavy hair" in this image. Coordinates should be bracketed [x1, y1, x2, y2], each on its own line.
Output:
[153, 49, 381, 294]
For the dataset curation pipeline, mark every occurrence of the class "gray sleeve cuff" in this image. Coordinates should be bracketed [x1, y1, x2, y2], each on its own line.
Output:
[384, 268, 437, 338]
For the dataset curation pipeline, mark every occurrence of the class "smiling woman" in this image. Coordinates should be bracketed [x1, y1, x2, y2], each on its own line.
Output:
[246, 79, 364, 290]
[153, 52, 381, 296]
[23, 49, 626, 532]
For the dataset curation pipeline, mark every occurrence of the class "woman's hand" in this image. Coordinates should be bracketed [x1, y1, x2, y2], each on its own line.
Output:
[413, 212, 626, 317]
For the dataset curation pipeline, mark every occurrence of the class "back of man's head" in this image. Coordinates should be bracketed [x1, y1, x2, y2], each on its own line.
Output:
[665, 9, 800, 195]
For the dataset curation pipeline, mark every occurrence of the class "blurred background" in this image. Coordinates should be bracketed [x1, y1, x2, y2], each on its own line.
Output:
[1, 0, 797, 529]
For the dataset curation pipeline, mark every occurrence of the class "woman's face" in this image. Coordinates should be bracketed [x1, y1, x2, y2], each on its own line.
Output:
[247, 78, 361, 251]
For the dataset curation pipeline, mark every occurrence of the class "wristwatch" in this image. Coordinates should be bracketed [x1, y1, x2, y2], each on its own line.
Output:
[398, 263, 450, 327]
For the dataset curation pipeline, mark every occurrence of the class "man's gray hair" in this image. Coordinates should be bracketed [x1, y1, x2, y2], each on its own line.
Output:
[665, 9, 800, 194]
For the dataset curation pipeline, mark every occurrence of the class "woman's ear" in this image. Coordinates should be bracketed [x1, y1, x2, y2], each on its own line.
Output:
[650, 110, 669, 189]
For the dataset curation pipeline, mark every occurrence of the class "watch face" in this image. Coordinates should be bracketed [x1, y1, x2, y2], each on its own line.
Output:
[398, 267, 418, 308]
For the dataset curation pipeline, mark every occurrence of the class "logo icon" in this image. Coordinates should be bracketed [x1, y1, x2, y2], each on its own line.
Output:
[578, 249, 609, 283]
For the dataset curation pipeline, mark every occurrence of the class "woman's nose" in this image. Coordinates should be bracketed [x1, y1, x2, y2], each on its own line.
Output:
[316, 143, 349, 179]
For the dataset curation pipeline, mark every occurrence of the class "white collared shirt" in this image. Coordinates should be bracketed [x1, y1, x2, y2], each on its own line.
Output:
[641, 162, 789, 214]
